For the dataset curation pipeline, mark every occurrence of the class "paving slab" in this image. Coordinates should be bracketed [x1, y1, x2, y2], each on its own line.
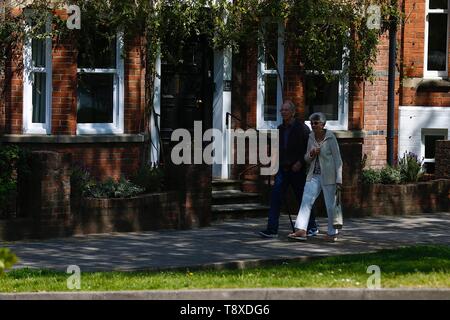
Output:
[2, 213, 450, 272]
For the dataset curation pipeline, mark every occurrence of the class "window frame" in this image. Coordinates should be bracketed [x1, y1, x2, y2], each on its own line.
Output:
[424, 0, 449, 79]
[421, 128, 448, 169]
[23, 20, 52, 135]
[304, 51, 349, 131]
[76, 32, 125, 135]
[257, 21, 284, 130]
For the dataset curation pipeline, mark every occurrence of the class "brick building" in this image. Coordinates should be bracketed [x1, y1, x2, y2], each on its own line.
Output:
[221, 0, 449, 184]
[1, 1, 449, 192]
[1, 8, 147, 180]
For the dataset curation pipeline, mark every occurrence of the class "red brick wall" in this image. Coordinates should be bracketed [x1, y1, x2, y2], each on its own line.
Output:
[400, 0, 450, 106]
[5, 40, 24, 135]
[231, 43, 258, 131]
[284, 42, 305, 119]
[125, 37, 146, 134]
[400, 0, 426, 79]
[435, 140, 450, 178]
[52, 30, 77, 135]
[2, 10, 147, 180]
[0, 62, 4, 133]
[15, 143, 145, 181]
[19, 151, 71, 219]
[361, 179, 449, 215]
[362, 32, 401, 168]
[231, 32, 401, 171]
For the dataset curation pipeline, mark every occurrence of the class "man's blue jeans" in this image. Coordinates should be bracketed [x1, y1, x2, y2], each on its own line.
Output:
[266, 169, 317, 233]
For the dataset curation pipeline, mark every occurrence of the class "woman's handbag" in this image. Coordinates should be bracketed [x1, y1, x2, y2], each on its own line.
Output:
[333, 188, 343, 229]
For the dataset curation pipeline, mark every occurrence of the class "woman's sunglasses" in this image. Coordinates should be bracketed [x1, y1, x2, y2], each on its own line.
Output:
[311, 121, 322, 125]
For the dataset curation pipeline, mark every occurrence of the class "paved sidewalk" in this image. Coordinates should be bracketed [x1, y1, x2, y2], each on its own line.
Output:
[3, 212, 450, 272]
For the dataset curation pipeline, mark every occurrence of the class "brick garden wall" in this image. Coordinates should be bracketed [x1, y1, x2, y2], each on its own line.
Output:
[361, 179, 449, 216]
[18, 151, 71, 220]
[0, 146, 212, 240]
[0, 191, 183, 241]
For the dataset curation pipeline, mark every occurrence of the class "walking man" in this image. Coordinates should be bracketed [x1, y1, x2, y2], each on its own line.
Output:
[259, 100, 318, 238]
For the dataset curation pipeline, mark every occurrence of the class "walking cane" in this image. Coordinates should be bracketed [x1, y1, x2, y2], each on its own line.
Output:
[284, 186, 296, 233]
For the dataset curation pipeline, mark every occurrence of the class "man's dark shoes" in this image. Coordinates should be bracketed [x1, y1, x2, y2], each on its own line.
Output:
[259, 229, 278, 238]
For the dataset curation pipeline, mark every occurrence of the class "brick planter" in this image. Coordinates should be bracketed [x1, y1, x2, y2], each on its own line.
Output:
[360, 179, 450, 216]
[0, 191, 187, 241]
[73, 192, 181, 234]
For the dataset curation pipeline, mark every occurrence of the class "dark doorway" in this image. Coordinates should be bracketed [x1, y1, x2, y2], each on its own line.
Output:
[160, 35, 214, 139]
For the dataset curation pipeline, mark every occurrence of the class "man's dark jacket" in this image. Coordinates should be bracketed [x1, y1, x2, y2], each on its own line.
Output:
[278, 119, 311, 173]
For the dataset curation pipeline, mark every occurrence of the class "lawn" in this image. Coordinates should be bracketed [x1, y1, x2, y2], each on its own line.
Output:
[1, 245, 449, 292]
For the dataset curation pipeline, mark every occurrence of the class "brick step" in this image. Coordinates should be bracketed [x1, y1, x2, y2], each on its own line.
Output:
[212, 179, 242, 192]
[211, 203, 269, 221]
[212, 190, 261, 205]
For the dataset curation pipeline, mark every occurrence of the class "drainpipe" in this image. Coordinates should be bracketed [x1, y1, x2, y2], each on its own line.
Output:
[387, 2, 398, 166]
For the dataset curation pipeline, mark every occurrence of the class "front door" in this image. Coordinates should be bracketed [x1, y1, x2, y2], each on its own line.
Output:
[160, 35, 214, 140]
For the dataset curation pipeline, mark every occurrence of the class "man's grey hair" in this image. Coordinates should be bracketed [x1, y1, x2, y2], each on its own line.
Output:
[309, 112, 327, 124]
[283, 100, 296, 112]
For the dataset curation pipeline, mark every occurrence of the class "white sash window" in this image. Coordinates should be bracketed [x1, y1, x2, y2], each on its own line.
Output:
[76, 31, 124, 134]
[23, 21, 52, 134]
[257, 21, 284, 130]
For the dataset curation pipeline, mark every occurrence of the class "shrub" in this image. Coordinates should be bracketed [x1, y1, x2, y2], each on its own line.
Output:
[0, 248, 18, 275]
[70, 165, 96, 198]
[131, 164, 165, 193]
[0, 145, 31, 214]
[380, 166, 402, 184]
[84, 177, 145, 199]
[362, 169, 381, 184]
[0, 145, 20, 210]
[398, 152, 424, 183]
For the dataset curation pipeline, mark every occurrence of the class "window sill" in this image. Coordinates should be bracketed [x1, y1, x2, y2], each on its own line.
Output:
[333, 130, 365, 139]
[0, 134, 149, 144]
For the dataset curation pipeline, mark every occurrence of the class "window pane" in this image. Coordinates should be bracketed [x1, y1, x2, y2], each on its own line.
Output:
[77, 74, 114, 123]
[428, 13, 447, 71]
[425, 135, 445, 158]
[423, 162, 436, 174]
[32, 38, 46, 68]
[264, 23, 278, 70]
[264, 74, 277, 121]
[32, 72, 46, 123]
[305, 75, 339, 121]
[430, 0, 447, 9]
[78, 29, 116, 69]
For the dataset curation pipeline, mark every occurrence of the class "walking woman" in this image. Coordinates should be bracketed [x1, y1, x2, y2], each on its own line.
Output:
[288, 112, 343, 241]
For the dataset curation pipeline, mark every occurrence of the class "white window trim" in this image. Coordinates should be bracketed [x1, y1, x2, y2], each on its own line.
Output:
[257, 22, 284, 130]
[305, 51, 349, 131]
[421, 128, 448, 164]
[23, 21, 52, 135]
[424, 0, 449, 79]
[76, 32, 125, 135]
